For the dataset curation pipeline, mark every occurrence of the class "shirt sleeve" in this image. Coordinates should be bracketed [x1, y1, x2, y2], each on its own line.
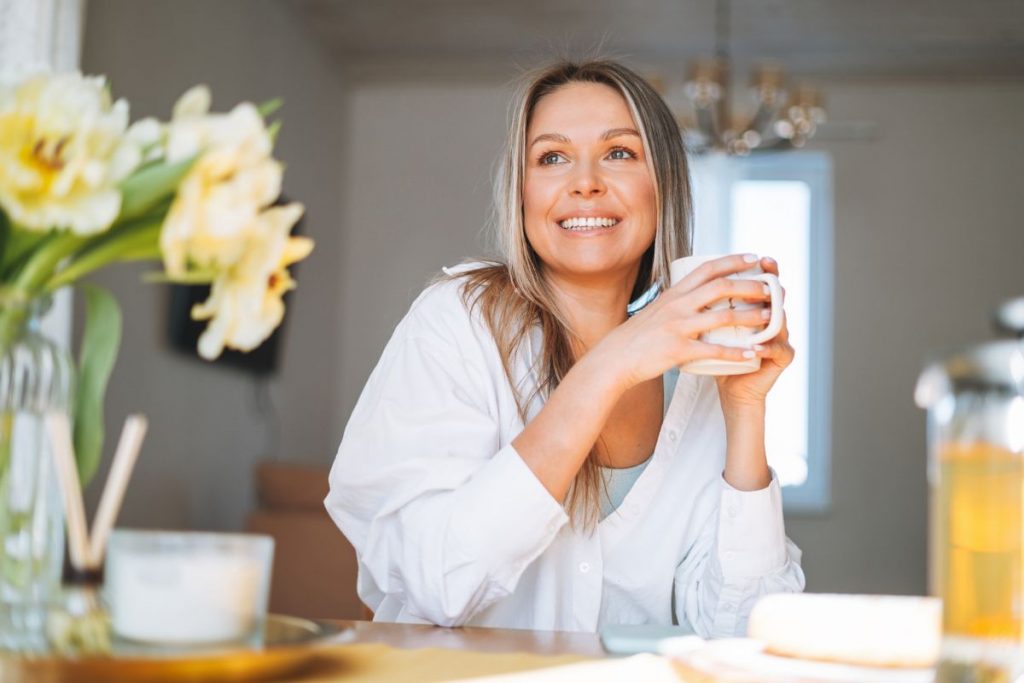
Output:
[325, 289, 568, 627]
[673, 470, 806, 638]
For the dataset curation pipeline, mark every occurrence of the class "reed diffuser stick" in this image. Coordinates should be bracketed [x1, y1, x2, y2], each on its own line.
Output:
[45, 413, 91, 570]
[88, 415, 148, 568]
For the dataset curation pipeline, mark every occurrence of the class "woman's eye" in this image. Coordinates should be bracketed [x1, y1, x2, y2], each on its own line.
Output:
[538, 152, 565, 165]
[608, 147, 637, 160]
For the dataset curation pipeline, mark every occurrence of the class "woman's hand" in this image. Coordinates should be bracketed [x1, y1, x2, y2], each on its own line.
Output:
[595, 253, 775, 394]
[715, 257, 795, 412]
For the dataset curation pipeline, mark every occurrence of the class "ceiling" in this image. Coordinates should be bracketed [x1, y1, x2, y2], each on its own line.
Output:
[291, 0, 1024, 83]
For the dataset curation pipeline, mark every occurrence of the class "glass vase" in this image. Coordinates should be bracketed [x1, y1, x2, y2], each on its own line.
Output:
[0, 297, 75, 652]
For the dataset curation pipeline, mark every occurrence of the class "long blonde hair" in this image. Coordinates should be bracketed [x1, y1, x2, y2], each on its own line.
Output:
[452, 59, 694, 527]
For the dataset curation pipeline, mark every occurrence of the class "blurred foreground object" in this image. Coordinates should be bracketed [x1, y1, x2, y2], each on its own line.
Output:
[916, 295, 1024, 681]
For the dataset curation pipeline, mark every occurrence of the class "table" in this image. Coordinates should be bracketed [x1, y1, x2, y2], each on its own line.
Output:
[0, 619, 618, 683]
[289, 620, 609, 682]
[333, 619, 607, 657]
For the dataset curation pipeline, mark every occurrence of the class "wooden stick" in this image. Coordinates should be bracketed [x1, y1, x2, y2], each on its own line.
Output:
[45, 413, 91, 571]
[88, 415, 148, 568]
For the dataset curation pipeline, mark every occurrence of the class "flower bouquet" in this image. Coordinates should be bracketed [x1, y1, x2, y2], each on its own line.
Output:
[0, 71, 312, 650]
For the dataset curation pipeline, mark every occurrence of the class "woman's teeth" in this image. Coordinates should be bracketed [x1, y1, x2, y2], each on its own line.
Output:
[558, 217, 620, 231]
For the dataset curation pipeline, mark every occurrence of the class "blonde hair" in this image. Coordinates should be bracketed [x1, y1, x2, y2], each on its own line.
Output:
[452, 59, 694, 527]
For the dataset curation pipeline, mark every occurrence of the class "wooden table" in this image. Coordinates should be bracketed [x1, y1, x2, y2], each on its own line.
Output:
[287, 620, 613, 682]
[331, 619, 608, 657]
[0, 619, 614, 683]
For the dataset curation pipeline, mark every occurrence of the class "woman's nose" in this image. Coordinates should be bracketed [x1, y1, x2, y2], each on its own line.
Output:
[569, 161, 606, 198]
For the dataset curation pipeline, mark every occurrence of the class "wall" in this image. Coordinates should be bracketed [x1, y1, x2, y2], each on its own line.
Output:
[337, 78, 1024, 595]
[80, 1, 1024, 595]
[787, 82, 1024, 594]
[80, 0, 349, 530]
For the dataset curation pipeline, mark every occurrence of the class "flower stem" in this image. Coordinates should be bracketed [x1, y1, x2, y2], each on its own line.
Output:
[13, 233, 87, 293]
[44, 220, 162, 293]
[0, 233, 84, 354]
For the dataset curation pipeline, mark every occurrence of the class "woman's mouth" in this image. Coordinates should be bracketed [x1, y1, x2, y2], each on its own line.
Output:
[557, 216, 622, 232]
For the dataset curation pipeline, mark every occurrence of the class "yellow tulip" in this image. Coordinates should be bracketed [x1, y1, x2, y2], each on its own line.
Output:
[191, 203, 311, 359]
[0, 73, 142, 234]
[160, 86, 282, 277]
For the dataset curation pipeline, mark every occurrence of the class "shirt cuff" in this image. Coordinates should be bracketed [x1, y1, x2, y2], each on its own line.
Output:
[451, 444, 569, 583]
[715, 469, 787, 580]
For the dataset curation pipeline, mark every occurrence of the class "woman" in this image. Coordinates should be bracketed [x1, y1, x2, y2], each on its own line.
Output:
[326, 59, 804, 636]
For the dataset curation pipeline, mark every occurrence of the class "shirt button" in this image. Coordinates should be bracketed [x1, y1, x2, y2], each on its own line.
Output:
[668, 430, 678, 442]
[723, 551, 736, 562]
[578, 562, 591, 574]
[547, 520, 560, 533]
[722, 602, 736, 611]
[727, 505, 739, 519]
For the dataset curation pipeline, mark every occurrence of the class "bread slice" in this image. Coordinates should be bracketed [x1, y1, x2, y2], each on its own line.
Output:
[748, 593, 941, 668]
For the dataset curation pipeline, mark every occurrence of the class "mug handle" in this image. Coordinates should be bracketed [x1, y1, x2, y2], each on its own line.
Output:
[745, 274, 784, 345]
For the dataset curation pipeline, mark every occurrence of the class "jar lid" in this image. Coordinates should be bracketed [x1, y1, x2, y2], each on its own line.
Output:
[995, 296, 1024, 338]
[916, 339, 1024, 408]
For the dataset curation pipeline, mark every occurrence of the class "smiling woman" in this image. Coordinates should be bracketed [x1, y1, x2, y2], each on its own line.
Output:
[325, 59, 804, 635]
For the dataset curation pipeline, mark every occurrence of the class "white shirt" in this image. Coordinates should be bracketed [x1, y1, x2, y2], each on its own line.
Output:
[325, 267, 805, 636]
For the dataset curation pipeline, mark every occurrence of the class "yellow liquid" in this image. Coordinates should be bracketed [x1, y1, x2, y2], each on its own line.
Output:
[935, 443, 1024, 640]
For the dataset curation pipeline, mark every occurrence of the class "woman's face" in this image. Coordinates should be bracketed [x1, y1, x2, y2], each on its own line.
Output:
[523, 81, 657, 286]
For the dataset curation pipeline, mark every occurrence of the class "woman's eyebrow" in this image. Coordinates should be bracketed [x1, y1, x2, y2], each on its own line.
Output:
[602, 127, 641, 140]
[529, 132, 570, 148]
[529, 128, 641, 148]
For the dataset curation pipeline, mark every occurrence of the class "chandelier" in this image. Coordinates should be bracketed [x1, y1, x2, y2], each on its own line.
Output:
[679, 0, 827, 155]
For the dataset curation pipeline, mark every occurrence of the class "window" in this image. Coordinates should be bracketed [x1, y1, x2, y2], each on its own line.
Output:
[689, 152, 833, 513]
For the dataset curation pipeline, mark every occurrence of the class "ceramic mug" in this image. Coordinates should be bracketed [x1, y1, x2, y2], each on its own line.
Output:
[669, 254, 784, 376]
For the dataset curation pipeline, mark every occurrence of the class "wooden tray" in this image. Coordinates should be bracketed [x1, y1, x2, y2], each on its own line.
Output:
[0, 614, 349, 683]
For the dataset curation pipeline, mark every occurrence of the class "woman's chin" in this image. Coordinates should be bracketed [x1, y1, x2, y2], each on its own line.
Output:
[546, 256, 639, 282]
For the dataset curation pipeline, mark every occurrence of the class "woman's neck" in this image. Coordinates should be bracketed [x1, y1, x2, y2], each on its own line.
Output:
[543, 268, 637, 351]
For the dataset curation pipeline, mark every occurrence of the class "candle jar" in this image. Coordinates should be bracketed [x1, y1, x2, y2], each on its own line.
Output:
[916, 299, 1024, 681]
[104, 530, 273, 645]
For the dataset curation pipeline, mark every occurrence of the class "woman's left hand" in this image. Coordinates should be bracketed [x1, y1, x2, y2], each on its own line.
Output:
[715, 257, 795, 410]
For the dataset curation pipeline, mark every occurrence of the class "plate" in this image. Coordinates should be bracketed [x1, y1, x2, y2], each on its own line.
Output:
[0, 614, 350, 683]
[660, 637, 936, 683]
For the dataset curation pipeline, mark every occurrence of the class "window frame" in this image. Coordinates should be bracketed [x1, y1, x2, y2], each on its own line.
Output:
[689, 151, 834, 514]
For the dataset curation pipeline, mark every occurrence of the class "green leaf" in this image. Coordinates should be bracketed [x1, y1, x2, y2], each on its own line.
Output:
[73, 285, 122, 485]
[257, 98, 283, 118]
[117, 156, 196, 224]
[0, 210, 9, 267]
[0, 229, 53, 281]
[267, 120, 281, 145]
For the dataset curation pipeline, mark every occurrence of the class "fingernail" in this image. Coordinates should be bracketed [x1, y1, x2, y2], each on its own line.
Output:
[761, 308, 771, 319]
[762, 284, 770, 296]
[753, 344, 766, 351]
[742, 350, 756, 358]
[743, 254, 758, 263]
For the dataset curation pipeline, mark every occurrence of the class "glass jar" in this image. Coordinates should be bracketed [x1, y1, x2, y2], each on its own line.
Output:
[0, 296, 75, 652]
[916, 297, 1024, 681]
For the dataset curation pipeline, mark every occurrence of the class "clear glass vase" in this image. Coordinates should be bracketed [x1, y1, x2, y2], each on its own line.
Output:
[0, 297, 75, 652]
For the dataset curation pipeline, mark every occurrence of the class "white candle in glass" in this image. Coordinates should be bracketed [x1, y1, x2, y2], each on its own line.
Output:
[105, 530, 274, 644]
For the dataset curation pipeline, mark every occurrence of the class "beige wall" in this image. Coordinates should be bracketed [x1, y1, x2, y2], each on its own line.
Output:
[338, 79, 1024, 595]
[80, 0, 349, 530]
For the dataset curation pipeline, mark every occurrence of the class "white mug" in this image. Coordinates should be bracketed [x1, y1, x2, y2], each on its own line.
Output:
[669, 254, 784, 376]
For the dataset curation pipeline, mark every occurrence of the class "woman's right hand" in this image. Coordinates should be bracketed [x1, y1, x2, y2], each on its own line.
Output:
[597, 253, 774, 393]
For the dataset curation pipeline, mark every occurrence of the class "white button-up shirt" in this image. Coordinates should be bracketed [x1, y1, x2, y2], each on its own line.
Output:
[326, 268, 805, 636]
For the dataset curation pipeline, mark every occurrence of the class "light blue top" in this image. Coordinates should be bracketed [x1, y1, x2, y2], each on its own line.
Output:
[598, 369, 679, 520]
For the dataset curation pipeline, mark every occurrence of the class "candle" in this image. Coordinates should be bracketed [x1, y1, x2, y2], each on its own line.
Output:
[105, 530, 274, 644]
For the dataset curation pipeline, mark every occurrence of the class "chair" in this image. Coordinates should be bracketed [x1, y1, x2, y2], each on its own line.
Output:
[245, 461, 366, 620]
